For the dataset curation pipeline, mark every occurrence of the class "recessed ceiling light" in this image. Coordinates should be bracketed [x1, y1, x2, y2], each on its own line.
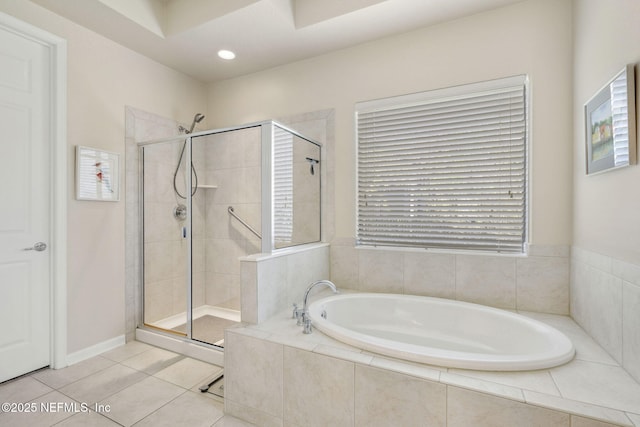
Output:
[218, 50, 236, 60]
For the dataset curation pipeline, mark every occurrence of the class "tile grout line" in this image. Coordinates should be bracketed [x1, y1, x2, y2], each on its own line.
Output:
[30, 356, 117, 391]
[128, 388, 189, 426]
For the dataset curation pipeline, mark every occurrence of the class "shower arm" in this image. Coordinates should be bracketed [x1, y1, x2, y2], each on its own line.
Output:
[228, 206, 262, 239]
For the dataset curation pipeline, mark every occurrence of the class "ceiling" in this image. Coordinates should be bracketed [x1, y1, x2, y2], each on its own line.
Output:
[30, 0, 523, 83]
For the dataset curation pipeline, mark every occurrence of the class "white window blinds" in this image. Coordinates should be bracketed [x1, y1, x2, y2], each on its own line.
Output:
[356, 76, 527, 253]
[273, 126, 294, 243]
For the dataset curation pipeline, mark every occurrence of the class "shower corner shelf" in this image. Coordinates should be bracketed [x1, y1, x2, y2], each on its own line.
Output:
[194, 184, 218, 189]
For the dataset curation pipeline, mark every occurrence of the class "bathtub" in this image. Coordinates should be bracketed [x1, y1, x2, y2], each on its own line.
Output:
[307, 293, 575, 371]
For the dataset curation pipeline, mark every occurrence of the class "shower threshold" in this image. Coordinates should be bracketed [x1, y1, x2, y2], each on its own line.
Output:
[135, 327, 225, 366]
[153, 305, 240, 329]
[137, 304, 239, 366]
[150, 305, 241, 347]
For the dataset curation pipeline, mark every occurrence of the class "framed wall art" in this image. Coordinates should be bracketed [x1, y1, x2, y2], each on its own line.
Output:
[585, 64, 636, 175]
[75, 146, 120, 201]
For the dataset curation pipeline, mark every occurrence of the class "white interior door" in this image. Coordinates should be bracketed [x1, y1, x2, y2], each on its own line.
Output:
[0, 24, 52, 383]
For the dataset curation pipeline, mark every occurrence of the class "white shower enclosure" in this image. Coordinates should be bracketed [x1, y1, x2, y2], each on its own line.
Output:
[138, 121, 321, 347]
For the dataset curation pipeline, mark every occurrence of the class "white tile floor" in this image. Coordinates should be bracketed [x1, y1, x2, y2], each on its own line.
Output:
[0, 341, 254, 427]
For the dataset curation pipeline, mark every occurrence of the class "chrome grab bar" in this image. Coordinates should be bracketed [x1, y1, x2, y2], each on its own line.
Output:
[228, 206, 262, 239]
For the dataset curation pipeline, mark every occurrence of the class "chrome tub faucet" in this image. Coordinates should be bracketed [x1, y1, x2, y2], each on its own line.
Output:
[293, 280, 338, 334]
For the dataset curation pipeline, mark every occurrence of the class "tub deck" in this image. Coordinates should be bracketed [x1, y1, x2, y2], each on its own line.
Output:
[224, 292, 640, 426]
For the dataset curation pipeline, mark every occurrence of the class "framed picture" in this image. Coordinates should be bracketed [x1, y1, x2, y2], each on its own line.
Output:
[75, 146, 120, 201]
[585, 64, 636, 175]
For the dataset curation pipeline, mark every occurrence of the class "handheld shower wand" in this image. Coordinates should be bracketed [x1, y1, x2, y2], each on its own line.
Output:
[178, 113, 205, 135]
[173, 113, 205, 200]
[188, 113, 205, 134]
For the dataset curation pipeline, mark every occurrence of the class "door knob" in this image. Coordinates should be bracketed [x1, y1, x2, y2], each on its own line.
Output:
[24, 242, 47, 251]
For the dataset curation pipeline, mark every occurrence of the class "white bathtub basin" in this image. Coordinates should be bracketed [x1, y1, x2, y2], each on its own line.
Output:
[307, 293, 575, 371]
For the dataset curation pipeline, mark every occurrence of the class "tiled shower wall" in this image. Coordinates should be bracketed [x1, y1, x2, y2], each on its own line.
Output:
[571, 247, 640, 383]
[330, 239, 571, 315]
[290, 138, 321, 246]
[199, 127, 262, 310]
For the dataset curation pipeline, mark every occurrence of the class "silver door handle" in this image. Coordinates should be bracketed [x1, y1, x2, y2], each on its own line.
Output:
[24, 242, 47, 251]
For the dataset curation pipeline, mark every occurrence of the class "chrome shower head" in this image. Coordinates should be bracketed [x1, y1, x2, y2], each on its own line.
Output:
[187, 113, 205, 134]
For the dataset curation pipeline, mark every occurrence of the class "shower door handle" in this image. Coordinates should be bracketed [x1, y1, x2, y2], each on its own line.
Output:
[24, 242, 47, 252]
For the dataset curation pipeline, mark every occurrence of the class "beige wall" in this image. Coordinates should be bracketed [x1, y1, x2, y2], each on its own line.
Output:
[573, 0, 640, 264]
[207, 0, 574, 246]
[0, 1, 207, 355]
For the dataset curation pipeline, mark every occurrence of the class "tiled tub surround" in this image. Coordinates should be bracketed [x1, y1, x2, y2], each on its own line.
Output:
[240, 243, 330, 324]
[224, 299, 640, 427]
[330, 241, 571, 315]
[571, 247, 640, 384]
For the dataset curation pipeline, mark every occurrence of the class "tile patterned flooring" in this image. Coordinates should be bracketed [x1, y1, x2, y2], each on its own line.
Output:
[0, 341, 254, 427]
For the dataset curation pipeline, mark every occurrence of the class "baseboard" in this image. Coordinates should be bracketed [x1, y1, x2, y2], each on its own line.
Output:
[65, 335, 126, 366]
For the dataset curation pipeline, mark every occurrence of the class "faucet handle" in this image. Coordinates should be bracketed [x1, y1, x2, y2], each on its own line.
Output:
[303, 315, 313, 334]
[292, 303, 304, 325]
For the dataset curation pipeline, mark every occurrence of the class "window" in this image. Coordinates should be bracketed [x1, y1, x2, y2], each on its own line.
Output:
[273, 126, 294, 244]
[356, 76, 527, 253]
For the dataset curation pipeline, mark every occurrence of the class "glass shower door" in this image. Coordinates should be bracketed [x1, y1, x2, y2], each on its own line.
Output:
[140, 123, 295, 347]
[189, 128, 260, 346]
[141, 138, 189, 335]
